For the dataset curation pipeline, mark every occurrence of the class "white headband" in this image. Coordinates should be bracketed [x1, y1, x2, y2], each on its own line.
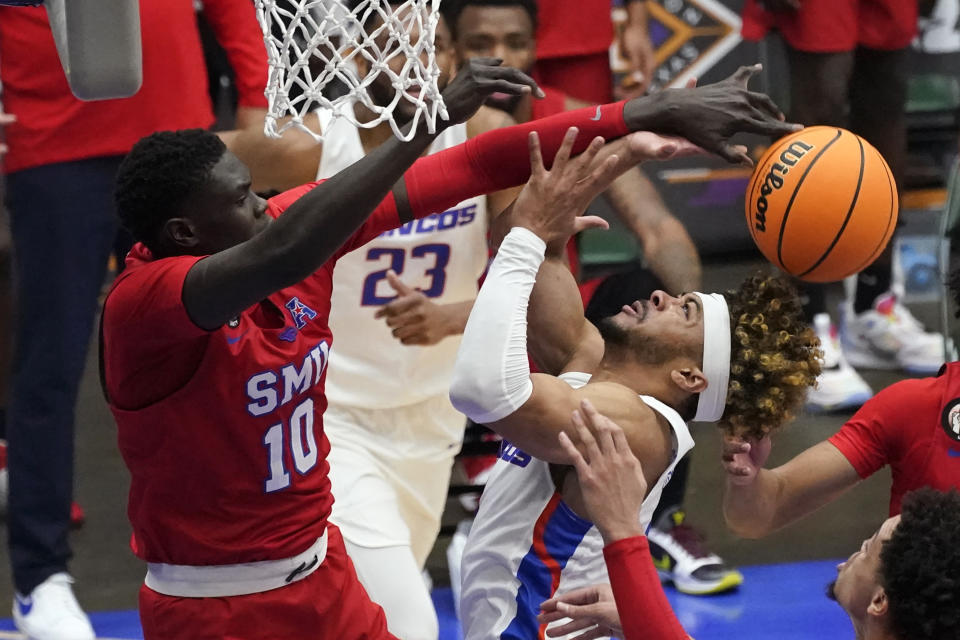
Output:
[692, 292, 731, 423]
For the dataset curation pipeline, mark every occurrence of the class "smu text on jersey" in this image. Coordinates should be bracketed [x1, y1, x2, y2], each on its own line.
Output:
[245, 340, 331, 417]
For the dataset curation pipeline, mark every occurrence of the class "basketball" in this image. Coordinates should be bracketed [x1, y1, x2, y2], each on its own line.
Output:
[745, 126, 899, 283]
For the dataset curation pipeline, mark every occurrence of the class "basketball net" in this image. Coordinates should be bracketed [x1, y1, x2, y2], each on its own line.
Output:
[255, 0, 447, 142]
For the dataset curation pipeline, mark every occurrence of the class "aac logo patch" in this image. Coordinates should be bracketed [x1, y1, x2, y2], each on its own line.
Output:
[940, 398, 960, 443]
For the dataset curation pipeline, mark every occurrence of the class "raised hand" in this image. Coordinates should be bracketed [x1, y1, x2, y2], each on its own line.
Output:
[624, 64, 801, 165]
[373, 270, 460, 346]
[442, 57, 543, 125]
[558, 399, 647, 544]
[721, 434, 773, 486]
[538, 583, 621, 640]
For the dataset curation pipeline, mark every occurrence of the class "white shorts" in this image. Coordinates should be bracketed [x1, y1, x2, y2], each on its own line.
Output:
[324, 393, 465, 566]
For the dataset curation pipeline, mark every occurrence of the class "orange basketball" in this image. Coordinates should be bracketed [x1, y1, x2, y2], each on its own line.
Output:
[745, 126, 899, 283]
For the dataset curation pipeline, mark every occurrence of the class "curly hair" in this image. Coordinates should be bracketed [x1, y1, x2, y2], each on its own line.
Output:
[114, 129, 226, 254]
[881, 488, 960, 640]
[441, 0, 538, 38]
[721, 272, 821, 439]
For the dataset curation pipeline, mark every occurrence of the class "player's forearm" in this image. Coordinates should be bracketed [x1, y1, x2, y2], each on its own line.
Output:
[602, 169, 701, 294]
[722, 469, 785, 538]
[438, 300, 475, 338]
[604, 537, 689, 640]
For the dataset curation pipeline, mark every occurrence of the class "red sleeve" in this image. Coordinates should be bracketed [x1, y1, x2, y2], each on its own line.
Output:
[603, 537, 688, 640]
[199, 0, 269, 108]
[827, 378, 935, 478]
[103, 256, 209, 408]
[403, 101, 629, 216]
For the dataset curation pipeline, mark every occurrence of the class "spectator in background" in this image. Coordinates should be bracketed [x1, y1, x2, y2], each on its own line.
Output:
[534, 0, 655, 103]
[0, 2, 267, 638]
[740, 0, 944, 413]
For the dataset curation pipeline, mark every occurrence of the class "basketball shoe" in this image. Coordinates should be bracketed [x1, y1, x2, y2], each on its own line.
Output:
[647, 507, 743, 595]
[0, 440, 86, 528]
[806, 314, 873, 412]
[13, 573, 95, 640]
[842, 293, 944, 374]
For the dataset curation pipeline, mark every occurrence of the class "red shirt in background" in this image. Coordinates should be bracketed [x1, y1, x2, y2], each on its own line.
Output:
[0, 0, 268, 173]
[829, 361, 960, 515]
[535, 0, 613, 60]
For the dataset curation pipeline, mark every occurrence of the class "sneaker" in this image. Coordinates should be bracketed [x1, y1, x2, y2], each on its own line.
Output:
[0, 441, 85, 528]
[807, 314, 873, 412]
[842, 293, 944, 374]
[13, 573, 95, 640]
[647, 507, 743, 595]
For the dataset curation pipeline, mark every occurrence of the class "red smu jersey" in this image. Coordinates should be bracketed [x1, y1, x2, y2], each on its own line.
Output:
[104, 183, 398, 566]
[829, 362, 960, 515]
[536, 0, 613, 60]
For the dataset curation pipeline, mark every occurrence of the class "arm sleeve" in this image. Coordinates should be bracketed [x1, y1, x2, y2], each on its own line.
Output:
[603, 537, 689, 640]
[199, 0, 269, 108]
[449, 227, 544, 423]
[827, 379, 930, 478]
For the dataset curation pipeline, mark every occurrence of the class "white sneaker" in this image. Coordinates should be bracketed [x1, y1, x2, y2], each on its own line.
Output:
[807, 314, 873, 412]
[842, 293, 945, 374]
[13, 573, 95, 640]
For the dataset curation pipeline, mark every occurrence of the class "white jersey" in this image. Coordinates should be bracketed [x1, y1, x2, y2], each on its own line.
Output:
[317, 111, 489, 410]
[459, 372, 694, 640]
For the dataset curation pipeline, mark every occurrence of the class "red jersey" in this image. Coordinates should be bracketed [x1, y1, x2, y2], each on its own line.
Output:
[103, 183, 397, 566]
[101, 102, 632, 567]
[536, 0, 614, 59]
[829, 362, 960, 515]
[0, 0, 268, 173]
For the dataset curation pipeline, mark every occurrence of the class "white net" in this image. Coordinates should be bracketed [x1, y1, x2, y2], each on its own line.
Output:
[255, 0, 447, 142]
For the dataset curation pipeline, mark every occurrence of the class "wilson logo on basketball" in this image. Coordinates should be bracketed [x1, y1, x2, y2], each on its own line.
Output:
[753, 141, 814, 233]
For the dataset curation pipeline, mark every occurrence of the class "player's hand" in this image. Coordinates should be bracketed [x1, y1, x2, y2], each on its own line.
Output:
[624, 63, 801, 165]
[510, 127, 617, 245]
[761, 0, 802, 12]
[558, 399, 646, 544]
[374, 270, 457, 346]
[721, 434, 773, 486]
[538, 583, 622, 639]
[442, 57, 543, 126]
[618, 22, 655, 97]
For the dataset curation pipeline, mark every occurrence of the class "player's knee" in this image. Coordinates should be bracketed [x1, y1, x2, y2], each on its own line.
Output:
[384, 594, 439, 640]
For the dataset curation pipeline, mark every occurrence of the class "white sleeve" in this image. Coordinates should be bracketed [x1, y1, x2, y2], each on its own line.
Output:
[449, 227, 546, 424]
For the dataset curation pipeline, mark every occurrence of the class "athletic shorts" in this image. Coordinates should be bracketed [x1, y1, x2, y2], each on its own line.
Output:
[324, 394, 463, 566]
[138, 526, 396, 640]
[741, 0, 917, 52]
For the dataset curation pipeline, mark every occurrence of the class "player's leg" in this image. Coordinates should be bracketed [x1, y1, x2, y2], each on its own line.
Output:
[840, 44, 943, 374]
[344, 541, 439, 640]
[4, 157, 119, 639]
[324, 403, 447, 640]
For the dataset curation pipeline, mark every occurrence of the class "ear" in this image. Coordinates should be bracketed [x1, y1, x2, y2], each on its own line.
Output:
[867, 588, 889, 618]
[670, 365, 708, 395]
[162, 217, 199, 249]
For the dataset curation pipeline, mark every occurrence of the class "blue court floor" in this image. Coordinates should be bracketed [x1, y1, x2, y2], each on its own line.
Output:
[0, 559, 852, 639]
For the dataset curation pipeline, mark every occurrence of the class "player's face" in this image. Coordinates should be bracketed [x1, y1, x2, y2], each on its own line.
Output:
[453, 5, 536, 113]
[186, 151, 270, 254]
[365, 8, 453, 122]
[600, 291, 705, 366]
[828, 515, 900, 621]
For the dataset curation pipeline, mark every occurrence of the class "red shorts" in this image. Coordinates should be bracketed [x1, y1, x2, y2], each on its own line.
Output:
[534, 53, 613, 106]
[741, 0, 917, 52]
[138, 526, 396, 640]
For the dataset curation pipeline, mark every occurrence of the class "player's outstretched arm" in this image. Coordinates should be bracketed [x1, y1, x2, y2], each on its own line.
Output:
[721, 437, 861, 538]
[183, 59, 540, 330]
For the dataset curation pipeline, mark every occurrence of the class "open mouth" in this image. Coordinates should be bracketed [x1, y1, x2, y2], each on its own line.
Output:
[621, 300, 646, 320]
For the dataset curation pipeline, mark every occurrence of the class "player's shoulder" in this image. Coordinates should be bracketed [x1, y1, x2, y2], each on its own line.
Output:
[575, 381, 670, 438]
